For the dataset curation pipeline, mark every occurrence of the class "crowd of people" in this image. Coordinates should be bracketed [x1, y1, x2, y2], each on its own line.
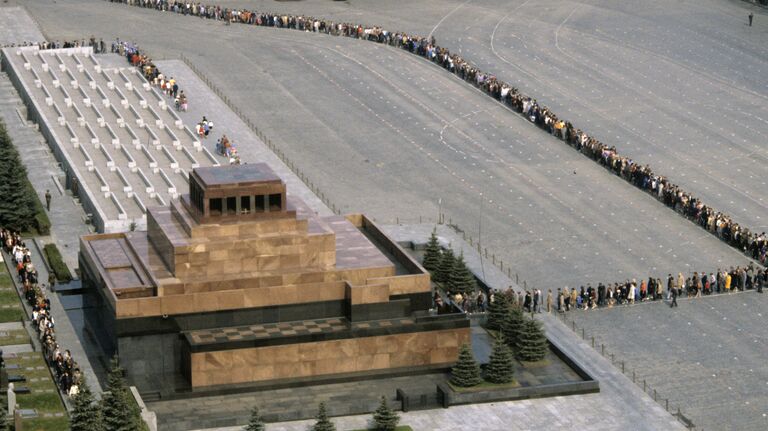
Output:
[111, 38, 241, 164]
[484, 264, 767, 315]
[107, 0, 768, 265]
[1, 36, 106, 52]
[0, 229, 83, 398]
[435, 289, 488, 315]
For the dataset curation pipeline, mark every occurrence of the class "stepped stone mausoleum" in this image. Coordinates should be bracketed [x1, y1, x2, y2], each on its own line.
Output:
[79, 163, 469, 396]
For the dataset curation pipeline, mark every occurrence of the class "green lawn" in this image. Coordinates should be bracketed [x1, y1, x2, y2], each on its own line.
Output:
[0, 328, 29, 346]
[0, 306, 26, 323]
[18, 417, 69, 431]
[0, 272, 11, 288]
[0, 272, 25, 323]
[5, 352, 68, 429]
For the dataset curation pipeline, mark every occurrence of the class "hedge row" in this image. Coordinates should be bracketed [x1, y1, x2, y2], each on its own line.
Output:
[43, 243, 72, 283]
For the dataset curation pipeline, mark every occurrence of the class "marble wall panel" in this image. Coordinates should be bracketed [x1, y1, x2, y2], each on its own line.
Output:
[188, 328, 470, 388]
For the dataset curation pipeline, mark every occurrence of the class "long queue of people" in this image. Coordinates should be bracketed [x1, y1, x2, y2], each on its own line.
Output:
[1, 36, 107, 53]
[487, 264, 767, 315]
[482, 265, 766, 317]
[0, 229, 83, 398]
[108, 0, 768, 266]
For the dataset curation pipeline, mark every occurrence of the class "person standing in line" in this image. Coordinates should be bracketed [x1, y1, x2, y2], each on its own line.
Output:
[535, 288, 543, 313]
[749, 13, 753, 27]
[546, 289, 553, 313]
[670, 285, 678, 308]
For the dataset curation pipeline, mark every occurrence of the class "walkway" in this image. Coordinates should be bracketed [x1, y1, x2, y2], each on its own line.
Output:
[153, 58, 332, 216]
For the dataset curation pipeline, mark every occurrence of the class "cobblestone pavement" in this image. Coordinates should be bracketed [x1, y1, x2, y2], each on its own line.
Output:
[0, 6, 45, 45]
[13, 0, 757, 289]
[568, 291, 768, 431]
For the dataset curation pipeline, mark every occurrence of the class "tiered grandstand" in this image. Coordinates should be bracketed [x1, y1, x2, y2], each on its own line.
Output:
[1, 46, 219, 232]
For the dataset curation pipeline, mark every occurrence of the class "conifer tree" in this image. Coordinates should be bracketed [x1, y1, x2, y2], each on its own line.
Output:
[500, 306, 525, 349]
[422, 229, 442, 273]
[434, 247, 454, 285]
[313, 402, 336, 431]
[102, 355, 141, 431]
[448, 253, 477, 296]
[372, 396, 400, 431]
[0, 392, 9, 431]
[244, 406, 265, 431]
[485, 336, 515, 384]
[0, 122, 36, 232]
[71, 379, 104, 431]
[515, 317, 549, 362]
[450, 343, 481, 387]
[485, 293, 509, 331]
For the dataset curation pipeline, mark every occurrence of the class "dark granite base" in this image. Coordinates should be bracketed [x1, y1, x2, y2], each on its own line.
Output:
[185, 313, 468, 353]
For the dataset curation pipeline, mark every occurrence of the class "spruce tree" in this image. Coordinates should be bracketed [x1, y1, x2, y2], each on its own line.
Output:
[422, 229, 442, 273]
[0, 122, 36, 232]
[313, 402, 336, 431]
[450, 344, 481, 387]
[244, 406, 265, 431]
[102, 356, 141, 431]
[0, 392, 9, 431]
[485, 293, 509, 331]
[71, 379, 104, 431]
[485, 336, 515, 384]
[372, 396, 400, 431]
[448, 253, 477, 296]
[500, 306, 525, 350]
[434, 247, 454, 285]
[515, 317, 549, 362]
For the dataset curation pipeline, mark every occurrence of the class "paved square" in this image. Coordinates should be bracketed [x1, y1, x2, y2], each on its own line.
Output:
[569, 291, 768, 431]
